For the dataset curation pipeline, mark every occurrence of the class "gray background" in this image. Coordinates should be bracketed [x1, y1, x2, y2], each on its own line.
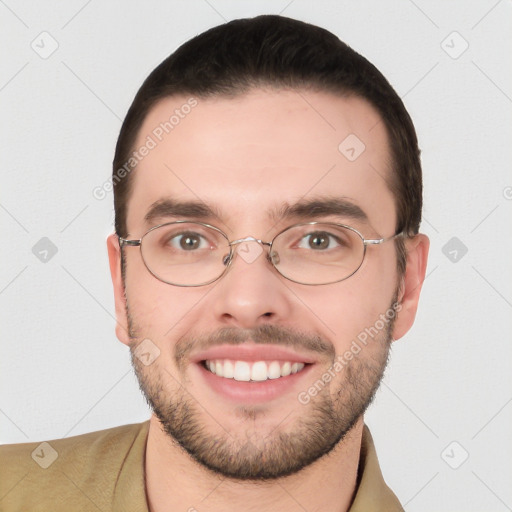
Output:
[1, 1, 511, 510]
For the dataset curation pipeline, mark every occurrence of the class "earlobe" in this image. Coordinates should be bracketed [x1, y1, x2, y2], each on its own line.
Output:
[392, 234, 430, 341]
[106, 234, 131, 346]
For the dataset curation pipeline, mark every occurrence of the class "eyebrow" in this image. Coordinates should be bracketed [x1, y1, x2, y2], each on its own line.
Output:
[144, 196, 369, 226]
[144, 199, 222, 225]
[272, 197, 368, 224]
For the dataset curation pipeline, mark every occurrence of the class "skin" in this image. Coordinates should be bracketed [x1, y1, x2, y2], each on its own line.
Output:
[107, 89, 429, 512]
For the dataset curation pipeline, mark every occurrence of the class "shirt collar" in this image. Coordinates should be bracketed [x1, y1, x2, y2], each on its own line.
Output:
[113, 422, 402, 512]
[348, 425, 403, 511]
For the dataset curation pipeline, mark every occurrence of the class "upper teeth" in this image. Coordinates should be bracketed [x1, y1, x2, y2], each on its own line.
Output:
[205, 359, 306, 381]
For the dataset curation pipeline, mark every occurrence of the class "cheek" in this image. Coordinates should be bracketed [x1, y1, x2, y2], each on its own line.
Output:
[124, 256, 204, 340]
[306, 257, 398, 350]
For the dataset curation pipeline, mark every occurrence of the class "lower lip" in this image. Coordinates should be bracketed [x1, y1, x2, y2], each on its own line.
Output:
[195, 362, 314, 404]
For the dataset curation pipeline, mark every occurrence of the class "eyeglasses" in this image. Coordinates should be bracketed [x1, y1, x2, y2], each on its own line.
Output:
[119, 221, 403, 287]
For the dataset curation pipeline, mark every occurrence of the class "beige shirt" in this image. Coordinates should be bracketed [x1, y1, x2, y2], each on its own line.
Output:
[0, 421, 403, 511]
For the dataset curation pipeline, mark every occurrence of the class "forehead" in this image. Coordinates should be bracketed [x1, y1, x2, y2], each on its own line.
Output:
[126, 89, 396, 235]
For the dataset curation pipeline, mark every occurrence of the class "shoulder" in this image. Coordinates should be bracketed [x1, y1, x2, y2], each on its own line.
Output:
[0, 421, 149, 512]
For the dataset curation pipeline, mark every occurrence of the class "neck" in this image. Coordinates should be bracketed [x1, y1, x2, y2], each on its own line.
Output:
[144, 414, 363, 512]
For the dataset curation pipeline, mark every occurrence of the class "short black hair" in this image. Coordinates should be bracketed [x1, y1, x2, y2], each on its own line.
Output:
[113, 15, 422, 275]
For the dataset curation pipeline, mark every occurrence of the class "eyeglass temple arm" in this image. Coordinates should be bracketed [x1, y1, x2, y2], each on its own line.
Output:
[364, 231, 405, 246]
[118, 237, 142, 247]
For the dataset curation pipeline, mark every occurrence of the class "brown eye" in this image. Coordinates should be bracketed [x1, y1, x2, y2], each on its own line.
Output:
[178, 233, 201, 250]
[308, 233, 330, 249]
[298, 231, 341, 250]
[164, 231, 209, 251]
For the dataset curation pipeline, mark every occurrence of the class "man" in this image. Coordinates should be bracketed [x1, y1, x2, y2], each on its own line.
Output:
[1, 15, 429, 511]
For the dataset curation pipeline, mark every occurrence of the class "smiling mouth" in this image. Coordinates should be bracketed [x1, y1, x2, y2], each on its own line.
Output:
[202, 359, 309, 382]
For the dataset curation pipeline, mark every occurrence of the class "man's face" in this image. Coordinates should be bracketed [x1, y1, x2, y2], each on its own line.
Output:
[115, 89, 405, 479]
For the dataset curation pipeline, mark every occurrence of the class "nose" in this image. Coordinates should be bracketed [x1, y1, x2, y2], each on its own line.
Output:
[210, 239, 293, 328]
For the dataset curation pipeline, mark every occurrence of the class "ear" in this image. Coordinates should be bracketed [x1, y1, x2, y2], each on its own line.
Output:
[107, 233, 131, 346]
[392, 234, 430, 341]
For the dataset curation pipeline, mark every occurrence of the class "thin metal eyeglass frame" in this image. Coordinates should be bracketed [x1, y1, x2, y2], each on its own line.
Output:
[118, 220, 404, 287]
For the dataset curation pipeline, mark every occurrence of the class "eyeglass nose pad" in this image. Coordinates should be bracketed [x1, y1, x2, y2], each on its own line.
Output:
[270, 250, 280, 265]
[222, 253, 232, 266]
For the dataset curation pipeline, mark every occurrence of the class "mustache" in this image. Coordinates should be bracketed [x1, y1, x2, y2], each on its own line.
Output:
[175, 324, 334, 369]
